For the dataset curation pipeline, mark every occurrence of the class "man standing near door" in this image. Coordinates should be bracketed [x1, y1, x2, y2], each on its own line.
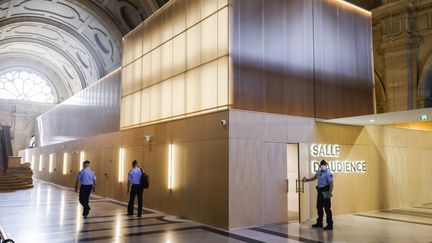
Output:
[302, 160, 334, 230]
[126, 160, 144, 217]
[75, 160, 96, 218]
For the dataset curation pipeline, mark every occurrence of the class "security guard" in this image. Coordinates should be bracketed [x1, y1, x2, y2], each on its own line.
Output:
[302, 160, 334, 230]
[75, 160, 96, 218]
[126, 160, 144, 217]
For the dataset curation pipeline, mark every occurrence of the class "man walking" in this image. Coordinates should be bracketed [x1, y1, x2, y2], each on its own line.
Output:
[302, 160, 334, 230]
[75, 160, 96, 218]
[126, 160, 144, 217]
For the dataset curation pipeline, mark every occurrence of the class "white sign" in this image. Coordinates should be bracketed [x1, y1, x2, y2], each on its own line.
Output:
[310, 144, 367, 174]
[311, 144, 340, 157]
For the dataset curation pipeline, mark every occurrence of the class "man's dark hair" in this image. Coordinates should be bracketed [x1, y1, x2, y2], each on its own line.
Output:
[83, 160, 90, 165]
[320, 160, 327, 165]
[132, 160, 137, 166]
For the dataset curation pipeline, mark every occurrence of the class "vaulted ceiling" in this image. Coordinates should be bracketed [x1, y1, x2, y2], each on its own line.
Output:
[0, 0, 168, 102]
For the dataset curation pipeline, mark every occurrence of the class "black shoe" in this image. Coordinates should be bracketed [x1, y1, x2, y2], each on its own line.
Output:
[137, 214, 142, 217]
[126, 213, 133, 216]
[324, 225, 333, 230]
[312, 223, 323, 228]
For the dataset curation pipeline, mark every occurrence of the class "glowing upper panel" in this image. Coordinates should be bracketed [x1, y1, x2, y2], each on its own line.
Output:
[0, 71, 56, 103]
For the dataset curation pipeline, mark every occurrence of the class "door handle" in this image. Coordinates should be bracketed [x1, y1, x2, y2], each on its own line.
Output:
[285, 179, 289, 193]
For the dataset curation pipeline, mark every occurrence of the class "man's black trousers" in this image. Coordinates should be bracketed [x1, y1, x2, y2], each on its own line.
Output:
[316, 185, 333, 226]
[79, 185, 93, 216]
[128, 184, 143, 215]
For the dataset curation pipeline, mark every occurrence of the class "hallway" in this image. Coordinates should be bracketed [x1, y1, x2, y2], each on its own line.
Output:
[1, 181, 432, 243]
[0, 181, 264, 242]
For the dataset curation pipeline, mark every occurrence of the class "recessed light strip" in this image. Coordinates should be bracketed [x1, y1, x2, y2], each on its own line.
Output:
[337, 0, 371, 16]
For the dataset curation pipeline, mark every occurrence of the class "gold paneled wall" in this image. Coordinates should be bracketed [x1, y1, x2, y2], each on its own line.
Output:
[121, 0, 230, 129]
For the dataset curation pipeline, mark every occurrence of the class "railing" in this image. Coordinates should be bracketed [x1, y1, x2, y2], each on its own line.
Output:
[0, 225, 14, 243]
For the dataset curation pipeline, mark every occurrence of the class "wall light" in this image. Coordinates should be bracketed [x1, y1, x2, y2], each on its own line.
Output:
[79, 151, 85, 162]
[337, 0, 371, 15]
[118, 148, 125, 182]
[49, 153, 54, 173]
[79, 151, 85, 170]
[63, 153, 68, 175]
[168, 144, 174, 190]
[144, 135, 153, 142]
[39, 154, 43, 171]
[24, 149, 30, 163]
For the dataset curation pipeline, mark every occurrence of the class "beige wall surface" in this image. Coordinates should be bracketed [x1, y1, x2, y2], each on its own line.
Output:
[23, 109, 432, 229]
[228, 109, 432, 229]
[24, 111, 230, 229]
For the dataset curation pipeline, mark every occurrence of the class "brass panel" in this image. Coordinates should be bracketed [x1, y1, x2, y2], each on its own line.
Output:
[231, 0, 373, 119]
[314, 0, 374, 119]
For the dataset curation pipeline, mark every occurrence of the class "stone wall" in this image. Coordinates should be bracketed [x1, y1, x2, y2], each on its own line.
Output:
[0, 99, 53, 155]
[372, 0, 432, 112]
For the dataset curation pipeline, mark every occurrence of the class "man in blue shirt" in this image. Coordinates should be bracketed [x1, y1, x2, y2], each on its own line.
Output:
[126, 160, 144, 217]
[303, 160, 334, 230]
[75, 160, 96, 218]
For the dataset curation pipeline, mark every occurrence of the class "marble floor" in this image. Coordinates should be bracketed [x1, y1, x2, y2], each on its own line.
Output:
[355, 206, 432, 226]
[0, 181, 431, 243]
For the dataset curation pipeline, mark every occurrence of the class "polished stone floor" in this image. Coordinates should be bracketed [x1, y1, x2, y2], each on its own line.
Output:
[0, 181, 432, 243]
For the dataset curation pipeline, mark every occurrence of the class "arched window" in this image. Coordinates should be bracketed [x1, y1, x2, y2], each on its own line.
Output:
[0, 71, 56, 103]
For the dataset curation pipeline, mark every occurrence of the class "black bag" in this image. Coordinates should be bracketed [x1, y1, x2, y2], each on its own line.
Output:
[140, 168, 149, 189]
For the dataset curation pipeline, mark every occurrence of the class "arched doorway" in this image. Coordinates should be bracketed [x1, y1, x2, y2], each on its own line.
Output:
[418, 54, 432, 108]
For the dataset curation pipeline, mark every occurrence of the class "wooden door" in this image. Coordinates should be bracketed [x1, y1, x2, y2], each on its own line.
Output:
[299, 143, 311, 223]
[263, 142, 288, 224]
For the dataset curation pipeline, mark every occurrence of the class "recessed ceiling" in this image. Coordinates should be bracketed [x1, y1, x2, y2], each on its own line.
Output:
[322, 108, 432, 126]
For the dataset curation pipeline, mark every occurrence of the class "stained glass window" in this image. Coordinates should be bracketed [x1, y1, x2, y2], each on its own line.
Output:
[0, 71, 56, 103]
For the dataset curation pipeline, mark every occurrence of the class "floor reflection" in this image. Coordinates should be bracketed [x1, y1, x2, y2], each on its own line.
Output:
[0, 180, 431, 243]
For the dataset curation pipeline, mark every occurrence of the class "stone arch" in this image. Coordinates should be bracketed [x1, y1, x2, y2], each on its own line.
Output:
[0, 115, 10, 127]
[418, 52, 432, 108]
[374, 69, 388, 113]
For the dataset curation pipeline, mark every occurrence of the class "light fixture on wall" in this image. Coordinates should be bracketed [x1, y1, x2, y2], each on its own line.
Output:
[144, 135, 153, 142]
[219, 119, 227, 127]
[31, 155, 35, 170]
[118, 148, 125, 182]
[337, 0, 371, 15]
[39, 154, 43, 171]
[79, 151, 85, 171]
[63, 153, 68, 175]
[168, 144, 174, 190]
[79, 151, 85, 162]
[49, 154, 54, 173]
[24, 149, 30, 163]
